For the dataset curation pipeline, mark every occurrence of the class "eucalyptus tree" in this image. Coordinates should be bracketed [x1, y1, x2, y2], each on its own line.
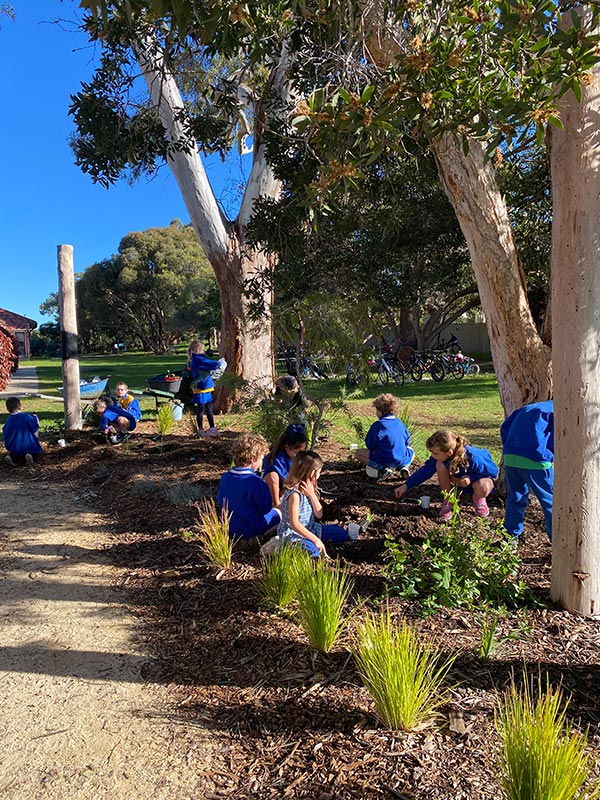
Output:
[70, 9, 293, 402]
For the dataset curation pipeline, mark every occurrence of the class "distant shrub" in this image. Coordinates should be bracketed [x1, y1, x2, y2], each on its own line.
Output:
[0, 324, 18, 391]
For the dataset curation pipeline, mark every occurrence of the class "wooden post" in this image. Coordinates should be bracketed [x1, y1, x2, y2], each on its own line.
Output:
[58, 244, 82, 431]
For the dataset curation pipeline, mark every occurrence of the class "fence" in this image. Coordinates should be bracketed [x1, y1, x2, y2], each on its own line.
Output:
[443, 322, 490, 355]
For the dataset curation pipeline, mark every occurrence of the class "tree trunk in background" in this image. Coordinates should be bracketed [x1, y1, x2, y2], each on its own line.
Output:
[549, 50, 600, 617]
[432, 135, 552, 415]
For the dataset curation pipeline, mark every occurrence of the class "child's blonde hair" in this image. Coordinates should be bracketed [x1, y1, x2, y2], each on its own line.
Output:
[188, 339, 204, 355]
[426, 429, 470, 475]
[284, 450, 323, 489]
[115, 381, 128, 391]
[93, 396, 110, 412]
[232, 432, 268, 466]
[373, 393, 397, 416]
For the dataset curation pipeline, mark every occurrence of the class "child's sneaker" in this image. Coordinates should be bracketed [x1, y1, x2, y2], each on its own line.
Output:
[24, 454, 34, 467]
[206, 427, 221, 437]
[399, 466, 410, 481]
[4, 455, 15, 467]
[438, 500, 453, 521]
[347, 522, 361, 540]
[473, 497, 490, 518]
[377, 467, 395, 483]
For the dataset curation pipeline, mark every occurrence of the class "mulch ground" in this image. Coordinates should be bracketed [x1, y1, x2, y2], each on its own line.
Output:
[28, 421, 600, 799]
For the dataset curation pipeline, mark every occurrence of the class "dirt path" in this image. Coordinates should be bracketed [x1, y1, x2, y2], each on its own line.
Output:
[0, 475, 216, 800]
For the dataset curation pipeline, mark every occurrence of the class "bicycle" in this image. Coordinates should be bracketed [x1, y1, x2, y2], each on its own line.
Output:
[407, 349, 446, 382]
[431, 332, 461, 354]
[375, 347, 405, 386]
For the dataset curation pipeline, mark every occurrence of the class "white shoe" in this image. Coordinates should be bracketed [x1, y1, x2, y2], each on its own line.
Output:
[25, 454, 34, 466]
[5, 455, 15, 466]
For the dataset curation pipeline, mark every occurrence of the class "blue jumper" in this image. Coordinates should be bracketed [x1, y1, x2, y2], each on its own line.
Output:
[99, 404, 137, 432]
[2, 412, 43, 456]
[501, 401, 554, 541]
[217, 467, 281, 539]
[365, 415, 413, 468]
[117, 393, 142, 421]
[404, 444, 498, 490]
[190, 353, 223, 404]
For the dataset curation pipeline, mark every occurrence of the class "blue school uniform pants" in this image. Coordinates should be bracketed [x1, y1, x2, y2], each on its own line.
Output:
[296, 524, 349, 558]
[504, 466, 553, 541]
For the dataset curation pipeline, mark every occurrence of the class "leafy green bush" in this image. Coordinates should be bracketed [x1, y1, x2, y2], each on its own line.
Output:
[383, 510, 532, 614]
[496, 678, 600, 800]
[260, 543, 312, 611]
[354, 610, 456, 730]
[296, 559, 354, 652]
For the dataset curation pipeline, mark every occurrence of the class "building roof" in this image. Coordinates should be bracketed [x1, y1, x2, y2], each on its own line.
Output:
[0, 308, 37, 330]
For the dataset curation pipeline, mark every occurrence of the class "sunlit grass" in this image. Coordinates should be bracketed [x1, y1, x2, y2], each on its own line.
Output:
[496, 678, 600, 800]
[354, 609, 456, 731]
[182, 498, 235, 570]
[296, 559, 354, 652]
[260, 543, 312, 611]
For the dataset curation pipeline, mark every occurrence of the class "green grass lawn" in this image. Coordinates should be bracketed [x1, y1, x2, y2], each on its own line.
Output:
[6, 357, 504, 460]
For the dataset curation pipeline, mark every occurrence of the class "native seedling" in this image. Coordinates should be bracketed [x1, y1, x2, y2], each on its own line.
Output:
[354, 609, 456, 730]
[496, 676, 600, 800]
[183, 498, 235, 570]
[260, 543, 312, 611]
[296, 559, 354, 652]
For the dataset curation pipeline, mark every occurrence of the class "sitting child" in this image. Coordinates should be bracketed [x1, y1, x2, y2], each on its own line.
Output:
[2, 397, 42, 466]
[93, 395, 138, 443]
[217, 432, 282, 539]
[188, 339, 227, 436]
[262, 423, 308, 506]
[114, 381, 142, 422]
[354, 393, 414, 479]
[394, 429, 498, 520]
[278, 450, 356, 557]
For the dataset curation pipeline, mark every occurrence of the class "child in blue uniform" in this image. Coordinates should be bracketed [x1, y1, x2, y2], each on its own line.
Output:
[93, 396, 138, 443]
[217, 432, 282, 539]
[501, 400, 554, 542]
[262, 423, 308, 506]
[115, 381, 142, 421]
[394, 429, 498, 520]
[354, 393, 414, 479]
[278, 450, 357, 557]
[188, 340, 226, 435]
[2, 397, 42, 466]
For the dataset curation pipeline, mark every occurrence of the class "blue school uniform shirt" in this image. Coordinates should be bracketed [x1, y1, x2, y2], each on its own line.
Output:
[217, 467, 274, 538]
[404, 444, 498, 490]
[117, 393, 142, 421]
[190, 353, 222, 404]
[262, 450, 293, 488]
[365, 415, 412, 467]
[2, 412, 43, 456]
[99, 404, 138, 432]
[501, 400, 554, 468]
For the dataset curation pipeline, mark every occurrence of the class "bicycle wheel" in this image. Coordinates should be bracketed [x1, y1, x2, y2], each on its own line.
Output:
[410, 363, 423, 382]
[391, 364, 405, 387]
[467, 363, 480, 376]
[429, 361, 446, 382]
[377, 364, 390, 384]
[448, 361, 465, 379]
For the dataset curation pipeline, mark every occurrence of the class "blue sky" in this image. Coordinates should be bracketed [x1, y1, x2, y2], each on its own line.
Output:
[0, 1, 242, 326]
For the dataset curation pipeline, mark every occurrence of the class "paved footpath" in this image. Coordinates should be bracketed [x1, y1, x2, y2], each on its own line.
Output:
[0, 365, 39, 398]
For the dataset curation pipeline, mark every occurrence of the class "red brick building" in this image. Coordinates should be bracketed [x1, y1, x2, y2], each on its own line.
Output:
[0, 308, 37, 358]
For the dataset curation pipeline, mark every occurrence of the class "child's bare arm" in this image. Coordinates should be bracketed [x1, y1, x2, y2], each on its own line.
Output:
[300, 479, 323, 519]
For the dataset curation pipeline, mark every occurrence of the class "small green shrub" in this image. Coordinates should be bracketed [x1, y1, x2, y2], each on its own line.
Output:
[260, 543, 312, 611]
[496, 678, 600, 800]
[354, 610, 456, 730]
[156, 402, 176, 437]
[296, 560, 354, 652]
[383, 515, 532, 614]
[182, 498, 234, 569]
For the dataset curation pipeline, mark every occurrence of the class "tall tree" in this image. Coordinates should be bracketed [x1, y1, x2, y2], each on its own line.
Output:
[70, 11, 292, 403]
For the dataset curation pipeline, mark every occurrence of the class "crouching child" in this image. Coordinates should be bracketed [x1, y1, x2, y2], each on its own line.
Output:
[93, 396, 138, 444]
[217, 433, 282, 539]
[3, 397, 43, 466]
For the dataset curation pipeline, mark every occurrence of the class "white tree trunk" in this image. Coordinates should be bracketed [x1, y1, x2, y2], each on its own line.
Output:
[432, 135, 552, 415]
[135, 35, 279, 401]
[549, 62, 600, 617]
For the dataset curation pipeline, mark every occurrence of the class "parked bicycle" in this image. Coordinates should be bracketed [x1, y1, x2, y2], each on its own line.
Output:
[375, 346, 405, 386]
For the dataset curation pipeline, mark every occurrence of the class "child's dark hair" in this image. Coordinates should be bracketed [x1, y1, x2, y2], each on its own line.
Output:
[284, 450, 323, 489]
[426, 429, 470, 475]
[6, 397, 21, 413]
[269, 423, 308, 461]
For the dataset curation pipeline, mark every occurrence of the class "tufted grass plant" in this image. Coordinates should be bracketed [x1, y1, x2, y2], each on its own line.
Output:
[496, 678, 600, 800]
[183, 499, 235, 570]
[260, 543, 313, 611]
[296, 559, 354, 652]
[354, 609, 456, 730]
[156, 402, 176, 437]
